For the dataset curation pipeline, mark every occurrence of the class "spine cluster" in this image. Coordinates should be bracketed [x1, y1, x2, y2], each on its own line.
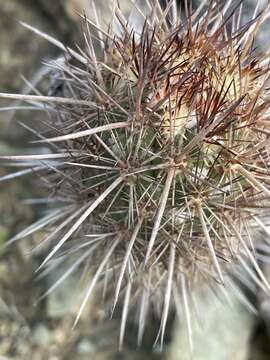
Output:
[1, 0, 270, 348]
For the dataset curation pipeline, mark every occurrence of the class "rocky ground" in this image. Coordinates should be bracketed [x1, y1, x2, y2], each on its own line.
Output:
[0, 1, 270, 359]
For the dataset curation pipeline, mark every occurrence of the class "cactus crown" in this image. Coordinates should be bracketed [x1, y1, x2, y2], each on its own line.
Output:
[1, 0, 270, 349]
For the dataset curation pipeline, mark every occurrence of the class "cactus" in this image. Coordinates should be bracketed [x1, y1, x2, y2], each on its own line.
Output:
[1, 0, 270, 350]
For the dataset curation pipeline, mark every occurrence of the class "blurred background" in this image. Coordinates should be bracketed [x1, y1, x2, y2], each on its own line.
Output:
[0, 0, 270, 359]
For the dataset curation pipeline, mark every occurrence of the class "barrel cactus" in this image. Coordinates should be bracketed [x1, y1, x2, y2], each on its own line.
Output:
[1, 0, 270, 349]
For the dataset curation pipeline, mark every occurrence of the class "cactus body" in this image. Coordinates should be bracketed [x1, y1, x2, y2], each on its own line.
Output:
[1, 0, 270, 348]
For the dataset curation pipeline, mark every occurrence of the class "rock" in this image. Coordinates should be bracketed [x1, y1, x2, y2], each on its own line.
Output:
[0, 0, 74, 141]
[65, 0, 131, 21]
[0, 226, 8, 253]
[47, 273, 92, 319]
[167, 288, 254, 360]
[32, 324, 52, 346]
[77, 338, 95, 354]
